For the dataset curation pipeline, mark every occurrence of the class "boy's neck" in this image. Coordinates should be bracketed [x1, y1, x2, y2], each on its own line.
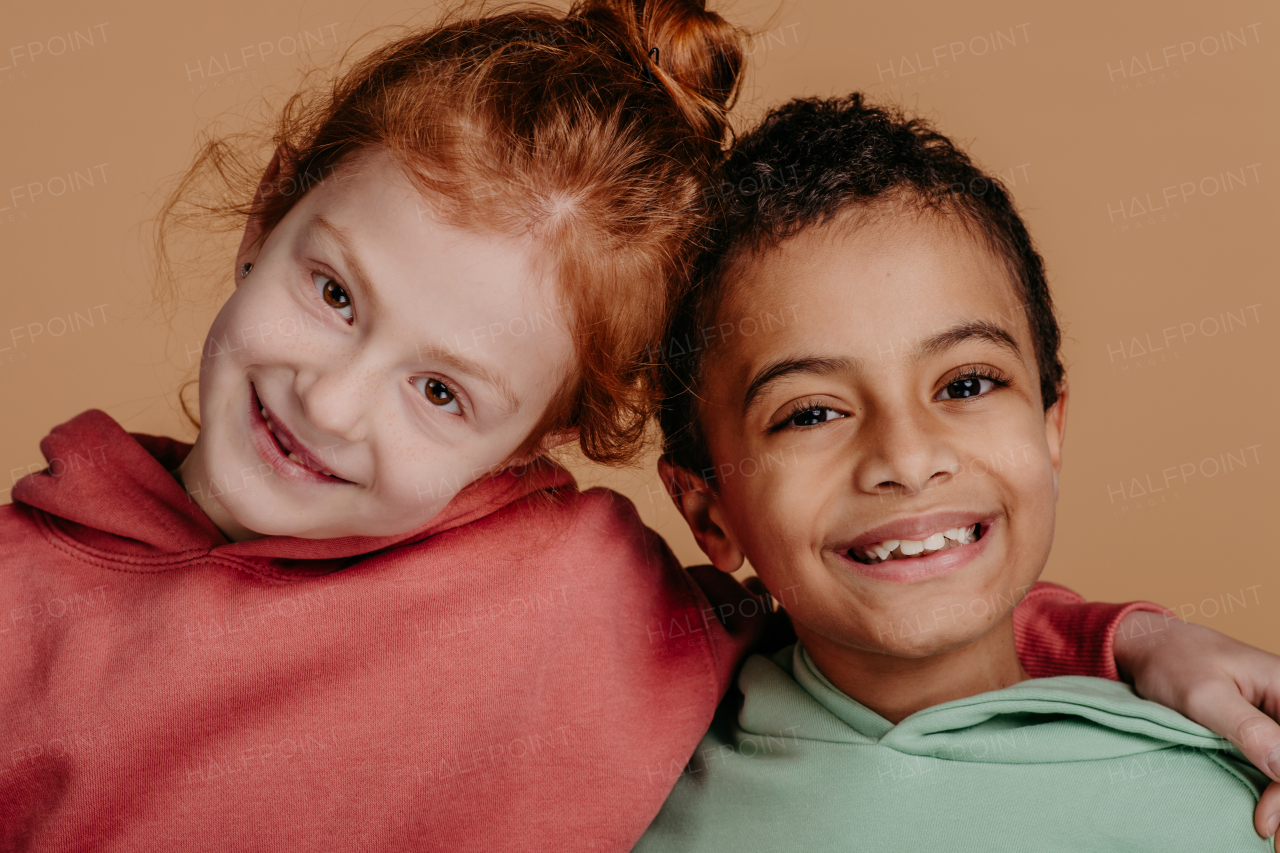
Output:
[796, 617, 1028, 724]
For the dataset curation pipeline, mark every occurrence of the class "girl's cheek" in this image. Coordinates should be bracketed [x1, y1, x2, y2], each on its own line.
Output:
[231, 288, 298, 358]
[199, 295, 253, 372]
[378, 442, 467, 518]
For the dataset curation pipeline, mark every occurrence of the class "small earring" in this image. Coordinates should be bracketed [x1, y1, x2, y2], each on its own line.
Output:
[239, 262, 253, 278]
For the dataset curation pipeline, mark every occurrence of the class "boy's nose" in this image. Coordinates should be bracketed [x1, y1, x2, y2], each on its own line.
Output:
[854, 408, 961, 498]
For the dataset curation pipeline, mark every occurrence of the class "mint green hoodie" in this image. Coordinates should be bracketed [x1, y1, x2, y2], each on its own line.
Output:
[635, 644, 1272, 852]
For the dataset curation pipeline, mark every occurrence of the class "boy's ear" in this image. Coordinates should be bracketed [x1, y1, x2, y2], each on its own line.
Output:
[1043, 384, 1069, 498]
[235, 150, 284, 277]
[657, 457, 745, 575]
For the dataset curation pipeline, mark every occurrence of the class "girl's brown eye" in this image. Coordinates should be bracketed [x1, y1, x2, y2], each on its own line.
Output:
[411, 377, 463, 415]
[322, 280, 349, 308]
[314, 274, 353, 321]
[424, 378, 454, 406]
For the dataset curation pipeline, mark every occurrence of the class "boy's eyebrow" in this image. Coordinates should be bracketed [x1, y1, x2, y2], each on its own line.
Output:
[739, 320, 1018, 415]
[916, 320, 1021, 361]
[307, 215, 382, 314]
[742, 356, 860, 416]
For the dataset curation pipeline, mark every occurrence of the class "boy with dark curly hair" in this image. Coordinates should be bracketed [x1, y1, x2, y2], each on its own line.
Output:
[636, 94, 1275, 852]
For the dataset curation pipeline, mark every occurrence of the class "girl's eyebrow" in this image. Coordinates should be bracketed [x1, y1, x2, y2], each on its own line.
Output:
[415, 343, 522, 416]
[304, 214, 381, 313]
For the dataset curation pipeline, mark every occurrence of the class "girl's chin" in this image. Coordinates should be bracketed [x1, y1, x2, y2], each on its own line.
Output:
[223, 504, 419, 541]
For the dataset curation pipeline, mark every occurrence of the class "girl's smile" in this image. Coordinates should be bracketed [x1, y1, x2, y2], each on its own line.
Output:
[177, 148, 576, 542]
[249, 382, 353, 484]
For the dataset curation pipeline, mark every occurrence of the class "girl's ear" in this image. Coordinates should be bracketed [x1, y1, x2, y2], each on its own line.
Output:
[535, 428, 578, 454]
[657, 456, 745, 574]
[235, 150, 283, 277]
[503, 428, 579, 468]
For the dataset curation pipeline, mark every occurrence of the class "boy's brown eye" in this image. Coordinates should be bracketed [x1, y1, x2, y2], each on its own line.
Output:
[936, 375, 999, 401]
[948, 378, 983, 398]
[775, 405, 845, 432]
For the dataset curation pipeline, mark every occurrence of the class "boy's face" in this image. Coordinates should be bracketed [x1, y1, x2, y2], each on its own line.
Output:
[181, 148, 575, 541]
[675, 211, 1066, 659]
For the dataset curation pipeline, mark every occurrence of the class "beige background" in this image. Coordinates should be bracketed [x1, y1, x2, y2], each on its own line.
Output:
[1, 0, 1274, 649]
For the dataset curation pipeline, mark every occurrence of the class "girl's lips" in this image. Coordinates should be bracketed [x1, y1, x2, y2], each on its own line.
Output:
[836, 520, 995, 583]
[248, 384, 351, 486]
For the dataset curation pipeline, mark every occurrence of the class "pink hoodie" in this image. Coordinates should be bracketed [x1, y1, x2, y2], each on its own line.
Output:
[0, 411, 1161, 851]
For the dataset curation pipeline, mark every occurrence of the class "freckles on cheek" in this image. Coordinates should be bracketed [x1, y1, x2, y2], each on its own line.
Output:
[379, 434, 475, 516]
[214, 288, 325, 365]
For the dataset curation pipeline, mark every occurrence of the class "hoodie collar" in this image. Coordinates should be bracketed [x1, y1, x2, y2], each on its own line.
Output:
[13, 409, 574, 574]
[734, 643, 1235, 763]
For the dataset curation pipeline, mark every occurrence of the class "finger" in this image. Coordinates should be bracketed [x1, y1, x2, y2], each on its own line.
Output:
[1183, 682, 1280, 781]
[1254, 781, 1280, 839]
[742, 576, 770, 603]
[1231, 709, 1280, 783]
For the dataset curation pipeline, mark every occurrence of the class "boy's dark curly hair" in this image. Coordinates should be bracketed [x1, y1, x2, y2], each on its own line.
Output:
[658, 92, 1065, 480]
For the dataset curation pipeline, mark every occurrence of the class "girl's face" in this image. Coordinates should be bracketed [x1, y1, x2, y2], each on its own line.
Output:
[178, 148, 575, 541]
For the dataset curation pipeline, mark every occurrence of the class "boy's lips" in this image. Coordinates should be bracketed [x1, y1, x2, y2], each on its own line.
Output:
[834, 512, 996, 583]
[248, 384, 352, 485]
[841, 511, 991, 550]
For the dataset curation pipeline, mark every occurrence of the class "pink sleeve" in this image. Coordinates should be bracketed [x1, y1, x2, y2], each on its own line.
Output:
[682, 566, 773, 697]
[1012, 580, 1175, 680]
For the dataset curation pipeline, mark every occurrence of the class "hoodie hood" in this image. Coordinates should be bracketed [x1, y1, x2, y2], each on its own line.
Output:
[634, 650, 1269, 853]
[11, 409, 573, 578]
[734, 643, 1237, 765]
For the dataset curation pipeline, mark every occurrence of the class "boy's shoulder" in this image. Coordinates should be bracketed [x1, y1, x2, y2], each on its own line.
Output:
[636, 645, 1272, 853]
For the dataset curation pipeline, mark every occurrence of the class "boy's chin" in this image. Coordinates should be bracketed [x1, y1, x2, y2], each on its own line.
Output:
[845, 608, 1017, 660]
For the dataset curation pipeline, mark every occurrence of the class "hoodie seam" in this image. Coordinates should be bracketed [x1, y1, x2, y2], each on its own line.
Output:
[35, 511, 207, 568]
[32, 511, 336, 582]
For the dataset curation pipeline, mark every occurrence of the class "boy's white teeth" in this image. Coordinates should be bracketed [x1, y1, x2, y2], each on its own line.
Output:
[853, 524, 979, 564]
[900, 539, 924, 555]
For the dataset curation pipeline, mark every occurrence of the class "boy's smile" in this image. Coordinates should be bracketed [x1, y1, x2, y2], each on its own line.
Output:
[837, 512, 990, 582]
[668, 209, 1069, 719]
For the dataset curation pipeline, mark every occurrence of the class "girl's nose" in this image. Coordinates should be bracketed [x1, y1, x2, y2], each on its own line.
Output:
[293, 363, 372, 444]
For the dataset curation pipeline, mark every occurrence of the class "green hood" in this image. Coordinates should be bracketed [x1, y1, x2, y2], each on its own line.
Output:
[636, 645, 1272, 853]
